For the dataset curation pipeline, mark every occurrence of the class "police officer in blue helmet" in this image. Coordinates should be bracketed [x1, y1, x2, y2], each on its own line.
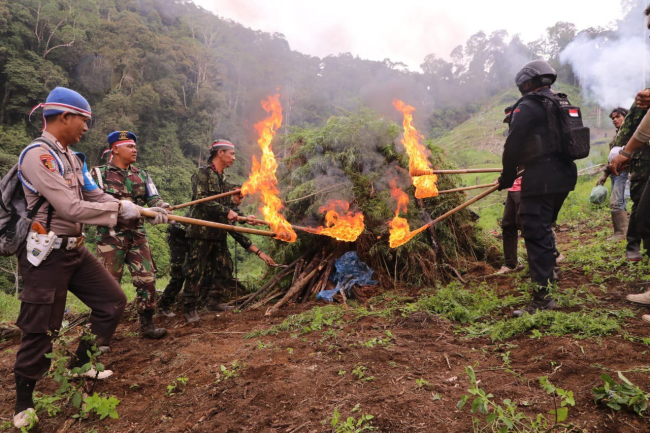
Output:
[12, 87, 166, 429]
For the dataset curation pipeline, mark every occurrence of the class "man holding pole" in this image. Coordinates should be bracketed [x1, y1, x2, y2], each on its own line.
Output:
[181, 139, 276, 323]
[92, 131, 169, 339]
[11, 88, 153, 429]
[498, 60, 577, 316]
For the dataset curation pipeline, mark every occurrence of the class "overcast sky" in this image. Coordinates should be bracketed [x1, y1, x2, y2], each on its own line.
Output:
[193, 0, 627, 71]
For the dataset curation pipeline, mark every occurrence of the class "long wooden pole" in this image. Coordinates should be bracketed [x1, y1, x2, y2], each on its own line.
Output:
[402, 184, 500, 242]
[410, 168, 502, 176]
[237, 216, 316, 234]
[437, 181, 497, 194]
[139, 209, 277, 237]
[168, 190, 241, 211]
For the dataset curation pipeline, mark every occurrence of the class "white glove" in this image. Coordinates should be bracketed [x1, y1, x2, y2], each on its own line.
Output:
[146, 207, 169, 225]
[118, 200, 141, 220]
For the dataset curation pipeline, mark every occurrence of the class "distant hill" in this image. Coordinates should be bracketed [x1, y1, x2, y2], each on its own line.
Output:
[433, 83, 614, 172]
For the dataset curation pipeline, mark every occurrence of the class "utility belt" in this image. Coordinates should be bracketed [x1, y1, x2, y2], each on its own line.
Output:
[26, 231, 85, 267]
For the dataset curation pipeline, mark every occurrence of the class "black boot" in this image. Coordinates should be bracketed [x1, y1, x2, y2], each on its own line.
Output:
[139, 310, 167, 339]
[14, 374, 36, 414]
[69, 338, 93, 369]
[512, 288, 558, 317]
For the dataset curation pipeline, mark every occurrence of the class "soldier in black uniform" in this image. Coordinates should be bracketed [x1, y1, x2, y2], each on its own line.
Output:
[498, 60, 578, 316]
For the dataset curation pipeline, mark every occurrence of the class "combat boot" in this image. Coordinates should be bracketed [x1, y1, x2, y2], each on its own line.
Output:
[157, 298, 176, 318]
[626, 290, 650, 305]
[608, 211, 628, 242]
[183, 306, 200, 324]
[139, 310, 167, 339]
[13, 375, 37, 429]
[512, 289, 558, 317]
[625, 241, 643, 262]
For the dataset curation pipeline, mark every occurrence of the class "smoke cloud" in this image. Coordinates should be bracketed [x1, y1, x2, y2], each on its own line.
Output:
[560, 33, 648, 109]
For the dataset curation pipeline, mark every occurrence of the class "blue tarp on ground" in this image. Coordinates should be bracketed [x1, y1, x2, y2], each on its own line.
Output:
[316, 251, 378, 302]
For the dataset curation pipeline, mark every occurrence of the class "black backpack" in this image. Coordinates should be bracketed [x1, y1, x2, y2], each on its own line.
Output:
[523, 91, 591, 161]
[0, 138, 59, 256]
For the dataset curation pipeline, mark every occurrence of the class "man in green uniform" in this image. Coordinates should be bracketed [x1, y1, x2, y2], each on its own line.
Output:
[609, 95, 650, 261]
[157, 218, 189, 317]
[181, 139, 276, 323]
[92, 131, 168, 339]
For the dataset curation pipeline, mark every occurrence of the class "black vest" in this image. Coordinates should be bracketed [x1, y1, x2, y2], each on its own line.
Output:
[512, 91, 567, 165]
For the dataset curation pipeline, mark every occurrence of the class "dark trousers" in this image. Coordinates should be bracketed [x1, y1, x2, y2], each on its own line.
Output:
[519, 193, 568, 291]
[14, 244, 126, 380]
[182, 239, 233, 309]
[159, 263, 185, 309]
[627, 179, 650, 255]
[501, 191, 522, 269]
[634, 177, 650, 243]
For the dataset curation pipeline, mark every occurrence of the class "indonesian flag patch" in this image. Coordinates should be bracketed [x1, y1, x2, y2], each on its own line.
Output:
[39, 154, 57, 172]
[568, 108, 580, 118]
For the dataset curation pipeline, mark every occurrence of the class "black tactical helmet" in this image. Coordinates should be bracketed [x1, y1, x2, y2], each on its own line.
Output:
[515, 60, 557, 94]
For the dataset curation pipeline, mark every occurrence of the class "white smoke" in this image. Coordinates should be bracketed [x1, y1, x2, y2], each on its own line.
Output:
[560, 32, 648, 109]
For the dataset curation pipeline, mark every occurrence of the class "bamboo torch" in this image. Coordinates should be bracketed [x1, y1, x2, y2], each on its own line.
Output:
[237, 216, 316, 235]
[402, 184, 500, 241]
[139, 209, 277, 237]
[168, 190, 241, 211]
[410, 168, 502, 176]
[436, 181, 498, 194]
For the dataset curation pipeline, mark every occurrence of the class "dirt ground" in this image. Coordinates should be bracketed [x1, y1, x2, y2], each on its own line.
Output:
[1, 223, 650, 432]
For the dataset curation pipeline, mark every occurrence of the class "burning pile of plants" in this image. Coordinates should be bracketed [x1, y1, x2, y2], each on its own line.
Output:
[232, 106, 497, 313]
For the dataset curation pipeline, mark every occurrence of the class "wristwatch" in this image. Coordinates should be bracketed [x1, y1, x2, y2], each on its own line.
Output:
[619, 148, 632, 158]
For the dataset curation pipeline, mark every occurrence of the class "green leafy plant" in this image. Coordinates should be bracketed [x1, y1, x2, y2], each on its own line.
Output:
[415, 378, 431, 389]
[351, 365, 374, 382]
[32, 330, 120, 424]
[215, 360, 246, 383]
[458, 367, 575, 432]
[593, 372, 649, 416]
[329, 405, 376, 432]
[166, 376, 189, 396]
[539, 377, 575, 423]
[74, 393, 120, 420]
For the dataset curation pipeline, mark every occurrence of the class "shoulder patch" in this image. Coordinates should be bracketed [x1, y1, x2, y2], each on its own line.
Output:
[39, 154, 58, 172]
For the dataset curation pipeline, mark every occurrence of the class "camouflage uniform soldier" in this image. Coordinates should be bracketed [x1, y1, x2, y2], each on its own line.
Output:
[157, 218, 189, 317]
[92, 131, 168, 339]
[182, 139, 275, 323]
[609, 96, 650, 261]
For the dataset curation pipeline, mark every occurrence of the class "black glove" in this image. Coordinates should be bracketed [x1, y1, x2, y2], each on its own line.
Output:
[497, 176, 508, 191]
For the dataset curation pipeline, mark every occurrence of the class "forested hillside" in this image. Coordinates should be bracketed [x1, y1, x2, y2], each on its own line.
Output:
[0, 0, 591, 188]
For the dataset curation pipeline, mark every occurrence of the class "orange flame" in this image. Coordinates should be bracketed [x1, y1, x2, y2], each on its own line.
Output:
[314, 200, 365, 242]
[392, 99, 438, 199]
[241, 94, 297, 242]
[388, 180, 418, 248]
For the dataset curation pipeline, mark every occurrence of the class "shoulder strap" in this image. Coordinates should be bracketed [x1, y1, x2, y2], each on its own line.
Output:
[93, 166, 104, 189]
[27, 196, 47, 219]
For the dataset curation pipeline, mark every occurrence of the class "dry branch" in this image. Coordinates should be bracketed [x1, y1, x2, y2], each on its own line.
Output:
[266, 252, 332, 315]
[236, 254, 307, 310]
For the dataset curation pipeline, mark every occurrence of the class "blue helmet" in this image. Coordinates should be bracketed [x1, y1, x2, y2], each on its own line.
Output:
[39, 87, 92, 118]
